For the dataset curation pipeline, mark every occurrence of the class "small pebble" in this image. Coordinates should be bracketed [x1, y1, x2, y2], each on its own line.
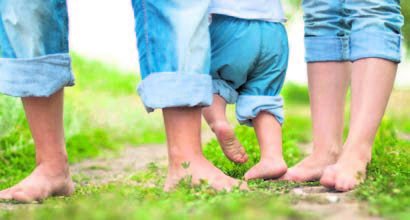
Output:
[292, 188, 307, 196]
[326, 195, 340, 203]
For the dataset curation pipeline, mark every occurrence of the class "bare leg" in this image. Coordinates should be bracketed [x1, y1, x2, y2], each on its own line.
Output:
[0, 89, 74, 203]
[244, 112, 287, 180]
[202, 95, 248, 163]
[282, 62, 350, 182]
[321, 58, 397, 191]
[163, 107, 247, 191]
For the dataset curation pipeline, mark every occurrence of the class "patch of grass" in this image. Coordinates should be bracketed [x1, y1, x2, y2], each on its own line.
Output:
[355, 119, 410, 219]
[0, 165, 308, 220]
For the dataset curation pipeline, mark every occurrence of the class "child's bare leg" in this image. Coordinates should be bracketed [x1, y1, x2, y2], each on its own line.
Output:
[164, 107, 248, 191]
[282, 62, 350, 182]
[0, 89, 74, 203]
[321, 58, 397, 191]
[202, 95, 248, 163]
[244, 111, 287, 180]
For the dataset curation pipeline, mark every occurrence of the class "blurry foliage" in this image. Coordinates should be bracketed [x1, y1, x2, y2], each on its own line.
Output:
[282, 83, 310, 105]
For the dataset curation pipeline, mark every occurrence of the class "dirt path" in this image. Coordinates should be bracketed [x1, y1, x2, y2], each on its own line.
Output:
[71, 144, 168, 185]
[291, 143, 381, 220]
[71, 130, 214, 186]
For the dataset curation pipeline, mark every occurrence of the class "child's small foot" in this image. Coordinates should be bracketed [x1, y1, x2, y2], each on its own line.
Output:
[211, 121, 248, 164]
[165, 156, 248, 191]
[320, 145, 370, 192]
[244, 158, 287, 180]
[281, 149, 339, 182]
[0, 163, 74, 203]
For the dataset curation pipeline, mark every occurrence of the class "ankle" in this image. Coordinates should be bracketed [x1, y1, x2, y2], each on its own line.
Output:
[342, 142, 373, 163]
[311, 144, 341, 161]
[260, 154, 284, 163]
[209, 120, 231, 132]
[168, 152, 204, 169]
[36, 161, 70, 177]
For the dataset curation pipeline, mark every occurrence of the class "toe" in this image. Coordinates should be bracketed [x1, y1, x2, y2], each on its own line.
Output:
[12, 187, 47, 203]
[244, 168, 256, 181]
[233, 151, 248, 164]
[280, 169, 303, 182]
[12, 191, 33, 203]
[320, 166, 337, 189]
[238, 180, 249, 191]
[0, 187, 17, 200]
[335, 176, 356, 192]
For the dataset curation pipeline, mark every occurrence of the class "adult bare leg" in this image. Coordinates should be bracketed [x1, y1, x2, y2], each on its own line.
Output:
[321, 58, 397, 191]
[0, 89, 74, 202]
[282, 62, 350, 182]
[164, 107, 248, 191]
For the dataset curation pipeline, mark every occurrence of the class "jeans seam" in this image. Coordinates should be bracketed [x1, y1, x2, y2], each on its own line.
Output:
[141, 0, 151, 73]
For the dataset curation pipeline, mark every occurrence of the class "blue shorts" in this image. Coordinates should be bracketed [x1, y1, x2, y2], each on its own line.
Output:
[210, 15, 289, 126]
[0, 0, 212, 113]
[303, 0, 404, 63]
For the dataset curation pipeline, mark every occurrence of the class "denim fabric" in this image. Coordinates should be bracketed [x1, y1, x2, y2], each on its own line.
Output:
[303, 0, 404, 63]
[132, 0, 213, 112]
[236, 95, 284, 126]
[0, 0, 74, 97]
[210, 15, 288, 125]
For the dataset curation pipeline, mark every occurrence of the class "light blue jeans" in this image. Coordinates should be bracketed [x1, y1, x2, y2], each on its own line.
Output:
[0, 0, 73, 97]
[303, 0, 404, 63]
[0, 0, 212, 112]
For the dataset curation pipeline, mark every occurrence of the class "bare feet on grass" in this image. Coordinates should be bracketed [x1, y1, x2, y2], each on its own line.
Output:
[320, 144, 370, 192]
[164, 156, 248, 192]
[281, 150, 339, 182]
[244, 157, 287, 180]
[0, 163, 74, 203]
[211, 121, 248, 164]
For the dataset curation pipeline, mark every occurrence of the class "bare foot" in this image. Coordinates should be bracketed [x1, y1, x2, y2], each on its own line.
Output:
[164, 156, 248, 191]
[210, 121, 248, 164]
[244, 158, 287, 180]
[320, 145, 370, 192]
[0, 163, 74, 203]
[281, 150, 339, 182]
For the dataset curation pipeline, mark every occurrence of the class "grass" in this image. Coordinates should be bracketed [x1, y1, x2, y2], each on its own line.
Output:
[0, 173, 307, 220]
[0, 54, 165, 189]
[0, 57, 409, 219]
[355, 120, 410, 219]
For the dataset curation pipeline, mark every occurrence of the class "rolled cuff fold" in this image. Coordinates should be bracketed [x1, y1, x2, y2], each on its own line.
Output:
[304, 36, 350, 63]
[350, 31, 402, 63]
[0, 53, 74, 97]
[137, 72, 213, 112]
[212, 79, 238, 104]
[236, 95, 284, 127]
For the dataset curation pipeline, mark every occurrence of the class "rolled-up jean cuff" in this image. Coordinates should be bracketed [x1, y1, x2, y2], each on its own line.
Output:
[0, 53, 74, 97]
[212, 79, 238, 104]
[236, 95, 284, 127]
[305, 36, 350, 62]
[350, 31, 402, 63]
[137, 72, 213, 112]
